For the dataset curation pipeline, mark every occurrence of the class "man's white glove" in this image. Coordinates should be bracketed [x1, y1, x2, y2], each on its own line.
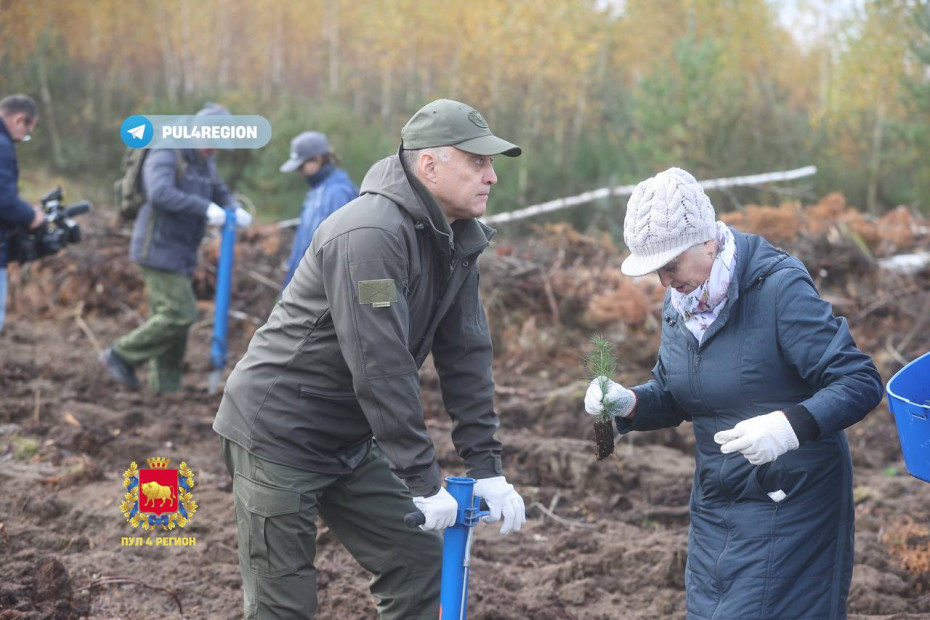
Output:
[234, 206, 252, 228]
[584, 377, 636, 418]
[473, 476, 525, 535]
[714, 411, 799, 465]
[205, 202, 227, 226]
[411, 487, 458, 531]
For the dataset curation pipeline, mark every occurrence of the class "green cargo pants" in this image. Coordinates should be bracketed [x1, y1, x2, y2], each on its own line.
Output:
[220, 437, 442, 620]
[113, 266, 198, 394]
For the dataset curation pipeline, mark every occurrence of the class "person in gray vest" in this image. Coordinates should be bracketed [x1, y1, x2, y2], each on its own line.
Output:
[585, 168, 883, 618]
[213, 99, 526, 619]
[100, 103, 252, 393]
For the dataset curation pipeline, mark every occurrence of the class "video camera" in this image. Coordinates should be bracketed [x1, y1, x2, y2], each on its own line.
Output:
[8, 187, 91, 264]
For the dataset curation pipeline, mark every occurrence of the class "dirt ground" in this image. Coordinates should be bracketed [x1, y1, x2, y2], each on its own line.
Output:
[1, 201, 930, 619]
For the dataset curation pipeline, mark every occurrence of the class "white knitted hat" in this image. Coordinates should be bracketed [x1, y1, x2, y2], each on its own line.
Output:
[621, 167, 717, 277]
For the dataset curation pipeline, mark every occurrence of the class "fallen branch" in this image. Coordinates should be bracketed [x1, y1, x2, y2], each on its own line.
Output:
[86, 576, 183, 615]
[193, 308, 264, 332]
[229, 309, 264, 326]
[33, 387, 41, 424]
[885, 336, 909, 367]
[244, 268, 280, 291]
[482, 165, 817, 224]
[751, 182, 817, 199]
[894, 293, 930, 357]
[73, 302, 104, 356]
[530, 501, 596, 529]
[114, 300, 145, 325]
[539, 267, 560, 324]
[494, 385, 532, 398]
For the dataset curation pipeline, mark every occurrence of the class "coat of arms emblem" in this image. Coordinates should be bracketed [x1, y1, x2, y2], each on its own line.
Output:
[121, 457, 197, 531]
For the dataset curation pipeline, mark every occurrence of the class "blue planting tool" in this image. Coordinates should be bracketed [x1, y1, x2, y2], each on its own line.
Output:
[208, 208, 238, 394]
[404, 476, 489, 620]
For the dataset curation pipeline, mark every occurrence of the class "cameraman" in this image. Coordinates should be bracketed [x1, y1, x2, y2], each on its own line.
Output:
[0, 94, 45, 332]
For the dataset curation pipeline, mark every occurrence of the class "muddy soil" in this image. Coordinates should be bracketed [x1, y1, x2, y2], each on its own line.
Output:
[1, 213, 929, 619]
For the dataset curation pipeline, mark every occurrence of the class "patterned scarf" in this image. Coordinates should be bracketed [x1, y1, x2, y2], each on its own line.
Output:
[670, 222, 737, 343]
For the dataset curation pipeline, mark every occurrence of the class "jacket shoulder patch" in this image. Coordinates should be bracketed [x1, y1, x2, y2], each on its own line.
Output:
[358, 279, 398, 308]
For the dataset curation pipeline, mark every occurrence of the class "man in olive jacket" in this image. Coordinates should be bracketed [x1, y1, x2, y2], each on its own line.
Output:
[213, 99, 526, 619]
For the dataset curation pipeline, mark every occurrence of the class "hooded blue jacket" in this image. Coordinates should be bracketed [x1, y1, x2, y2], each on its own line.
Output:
[618, 229, 883, 619]
[282, 167, 358, 289]
[0, 118, 38, 267]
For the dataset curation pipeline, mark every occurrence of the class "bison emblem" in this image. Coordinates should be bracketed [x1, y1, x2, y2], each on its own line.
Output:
[141, 480, 176, 509]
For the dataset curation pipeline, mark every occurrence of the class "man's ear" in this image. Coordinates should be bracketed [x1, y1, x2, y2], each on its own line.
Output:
[418, 151, 438, 184]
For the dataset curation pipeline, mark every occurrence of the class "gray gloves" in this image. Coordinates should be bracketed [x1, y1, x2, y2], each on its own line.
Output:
[584, 377, 636, 418]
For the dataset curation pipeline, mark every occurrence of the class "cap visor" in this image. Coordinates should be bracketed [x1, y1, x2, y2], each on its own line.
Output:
[279, 158, 301, 173]
[455, 134, 522, 157]
[620, 246, 688, 277]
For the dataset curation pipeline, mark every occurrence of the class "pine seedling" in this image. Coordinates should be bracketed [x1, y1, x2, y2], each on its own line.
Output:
[584, 334, 620, 459]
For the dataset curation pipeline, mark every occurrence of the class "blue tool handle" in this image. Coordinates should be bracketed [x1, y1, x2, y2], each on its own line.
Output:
[210, 208, 237, 370]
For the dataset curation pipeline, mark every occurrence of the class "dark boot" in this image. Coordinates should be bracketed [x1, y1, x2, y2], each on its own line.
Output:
[100, 347, 141, 390]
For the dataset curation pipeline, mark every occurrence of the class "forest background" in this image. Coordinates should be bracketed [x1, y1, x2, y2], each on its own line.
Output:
[1, 0, 928, 234]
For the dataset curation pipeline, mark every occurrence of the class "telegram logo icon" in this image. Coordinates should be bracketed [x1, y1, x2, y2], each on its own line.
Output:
[120, 115, 154, 148]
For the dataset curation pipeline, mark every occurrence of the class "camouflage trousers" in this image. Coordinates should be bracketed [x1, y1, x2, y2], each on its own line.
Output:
[113, 266, 197, 393]
[220, 437, 442, 619]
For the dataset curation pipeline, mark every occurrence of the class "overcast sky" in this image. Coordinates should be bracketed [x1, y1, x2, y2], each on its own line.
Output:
[596, 0, 866, 42]
[776, 0, 866, 42]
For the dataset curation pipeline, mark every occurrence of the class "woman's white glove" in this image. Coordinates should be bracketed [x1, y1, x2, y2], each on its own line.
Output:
[234, 206, 253, 228]
[584, 377, 636, 418]
[205, 202, 227, 226]
[207, 202, 252, 228]
[411, 487, 459, 531]
[714, 411, 799, 465]
[473, 476, 525, 535]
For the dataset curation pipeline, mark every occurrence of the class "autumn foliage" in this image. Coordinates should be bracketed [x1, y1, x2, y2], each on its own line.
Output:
[882, 517, 930, 589]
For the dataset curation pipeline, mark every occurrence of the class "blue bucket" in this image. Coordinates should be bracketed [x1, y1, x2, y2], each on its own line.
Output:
[887, 351, 930, 483]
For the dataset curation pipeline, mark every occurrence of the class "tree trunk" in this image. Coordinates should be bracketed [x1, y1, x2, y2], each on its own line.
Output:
[35, 54, 65, 169]
[326, 0, 340, 95]
[867, 97, 886, 215]
[180, 1, 194, 96]
[270, 4, 285, 92]
[156, 4, 179, 104]
[216, 3, 232, 90]
[406, 52, 417, 111]
[380, 69, 392, 121]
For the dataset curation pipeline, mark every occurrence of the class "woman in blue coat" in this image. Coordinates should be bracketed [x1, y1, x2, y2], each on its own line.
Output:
[280, 131, 358, 289]
[585, 168, 883, 619]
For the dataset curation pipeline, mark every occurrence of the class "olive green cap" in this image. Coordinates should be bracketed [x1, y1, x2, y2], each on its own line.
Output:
[401, 99, 521, 157]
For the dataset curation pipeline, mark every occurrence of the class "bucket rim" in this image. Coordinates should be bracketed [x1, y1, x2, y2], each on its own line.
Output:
[886, 351, 930, 409]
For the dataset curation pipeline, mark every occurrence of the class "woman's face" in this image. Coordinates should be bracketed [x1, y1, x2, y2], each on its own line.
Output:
[656, 240, 717, 294]
[300, 156, 324, 177]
